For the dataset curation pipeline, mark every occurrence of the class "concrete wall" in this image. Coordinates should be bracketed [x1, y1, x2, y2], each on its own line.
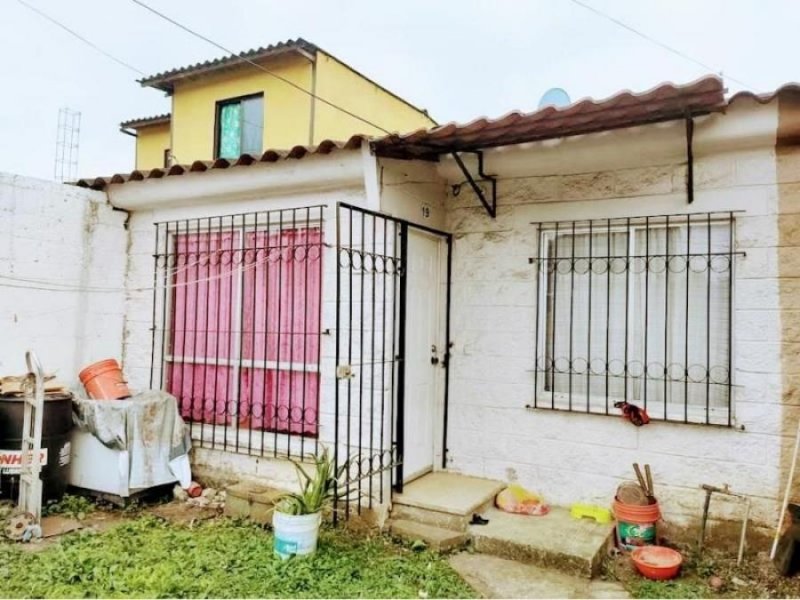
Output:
[313, 51, 435, 143]
[134, 122, 170, 171]
[170, 53, 313, 163]
[0, 173, 127, 387]
[116, 152, 394, 497]
[441, 97, 787, 529]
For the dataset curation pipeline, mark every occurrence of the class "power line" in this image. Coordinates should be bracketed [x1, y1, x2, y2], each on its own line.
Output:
[15, 0, 146, 76]
[568, 0, 757, 91]
[129, 0, 394, 135]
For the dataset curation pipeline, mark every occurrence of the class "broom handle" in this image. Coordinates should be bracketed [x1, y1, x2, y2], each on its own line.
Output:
[771, 419, 800, 560]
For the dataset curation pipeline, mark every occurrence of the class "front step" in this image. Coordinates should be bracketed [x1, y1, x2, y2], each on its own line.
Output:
[392, 472, 505, 533]
[470, 507, 614, 579]
[390, 519, 468, 552]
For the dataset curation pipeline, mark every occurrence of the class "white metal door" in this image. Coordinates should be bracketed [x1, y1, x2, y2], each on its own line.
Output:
[402, 230, 444, 482]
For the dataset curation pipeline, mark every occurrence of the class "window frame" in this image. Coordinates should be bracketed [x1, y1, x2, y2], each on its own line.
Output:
[532, 214, 737, 426]
[213, 92, 265, 159]
[162, 217, 324, 440]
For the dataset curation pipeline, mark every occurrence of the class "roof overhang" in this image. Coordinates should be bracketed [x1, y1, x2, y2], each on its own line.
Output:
[372, 76, 727, 160]
[119, 113, 171, 130]
[139, 38, 318, 94]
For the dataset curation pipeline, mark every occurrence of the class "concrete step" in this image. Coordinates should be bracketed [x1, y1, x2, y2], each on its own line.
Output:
[390, 519, 469, 552]
[224, 481, 284, 525]
[469, 507, 614, 579]
[392, 472, 504, 532]
[449, 552, 629, 599]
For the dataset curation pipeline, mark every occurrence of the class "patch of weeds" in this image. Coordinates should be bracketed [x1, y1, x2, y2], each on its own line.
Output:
[0, 515, 476, 598]
[41, 494, 96, 520]
[630, 578, 709, 599]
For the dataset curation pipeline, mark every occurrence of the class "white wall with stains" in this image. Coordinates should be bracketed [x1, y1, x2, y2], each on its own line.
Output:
[0, 173, 128, 385]
[440, 98, 787, 529]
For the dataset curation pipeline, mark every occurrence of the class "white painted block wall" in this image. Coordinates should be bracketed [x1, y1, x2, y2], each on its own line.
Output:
[442, 114, 785, 527]
[0, 173, 127, 385]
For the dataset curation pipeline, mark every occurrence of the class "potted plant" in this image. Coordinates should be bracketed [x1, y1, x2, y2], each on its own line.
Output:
[273, 447, 347, 559]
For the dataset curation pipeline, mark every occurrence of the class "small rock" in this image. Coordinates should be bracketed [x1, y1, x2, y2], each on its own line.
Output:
[709, 576, 724, 591]
[731, 576, 747, 587]
[194, 497, 211, 507]
[217, 491, 227, 501]
[201, 488, 217, 499]
[173, 485, 189, 501]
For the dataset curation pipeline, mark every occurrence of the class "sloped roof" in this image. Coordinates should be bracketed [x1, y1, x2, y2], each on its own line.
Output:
[120, 113, 171, 130]
[79, 76, 796, 191]
[75, 136, 365, 190]
[373, 76, 727, 159]
[139, 38, 317, 93]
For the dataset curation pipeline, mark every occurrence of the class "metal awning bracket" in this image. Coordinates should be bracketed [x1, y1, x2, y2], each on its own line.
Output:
[450, 151, 497, 218]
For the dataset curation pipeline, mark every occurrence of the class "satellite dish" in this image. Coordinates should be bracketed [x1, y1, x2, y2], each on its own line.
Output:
[538, 88, 571, 109]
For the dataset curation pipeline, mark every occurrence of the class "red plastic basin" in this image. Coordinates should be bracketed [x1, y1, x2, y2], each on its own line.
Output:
[631, 545, 683, 580]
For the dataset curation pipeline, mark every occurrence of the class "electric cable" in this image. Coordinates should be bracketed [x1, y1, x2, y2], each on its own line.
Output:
[15, 0, 146, 76]
[569, 0, 757, 91]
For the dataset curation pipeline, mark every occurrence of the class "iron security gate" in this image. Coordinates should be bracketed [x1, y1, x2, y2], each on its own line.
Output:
[333, 202, 451, 522]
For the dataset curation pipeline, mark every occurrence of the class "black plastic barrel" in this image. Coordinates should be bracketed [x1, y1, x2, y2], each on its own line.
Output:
[0, 393, 74, 503]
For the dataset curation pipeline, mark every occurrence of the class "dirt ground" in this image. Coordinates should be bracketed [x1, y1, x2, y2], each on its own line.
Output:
[607, 541, 800, 599]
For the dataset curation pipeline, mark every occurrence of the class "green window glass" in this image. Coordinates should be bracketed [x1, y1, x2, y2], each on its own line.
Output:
[217, 95, 263, 159]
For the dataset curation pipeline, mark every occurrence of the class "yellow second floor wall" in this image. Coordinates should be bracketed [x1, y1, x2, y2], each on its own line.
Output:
[135, 123, 170, 171]
[132, 49, 435, 169]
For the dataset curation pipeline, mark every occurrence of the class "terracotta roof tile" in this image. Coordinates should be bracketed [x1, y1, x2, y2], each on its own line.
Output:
[373, 75, 727, 158]
[75, 135, 365, 190]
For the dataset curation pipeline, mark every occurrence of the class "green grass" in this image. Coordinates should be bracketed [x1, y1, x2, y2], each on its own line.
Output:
[0, 515, 476, 599]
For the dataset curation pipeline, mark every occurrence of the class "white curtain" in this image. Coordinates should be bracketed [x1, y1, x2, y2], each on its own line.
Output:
[543, 221, 730, 422]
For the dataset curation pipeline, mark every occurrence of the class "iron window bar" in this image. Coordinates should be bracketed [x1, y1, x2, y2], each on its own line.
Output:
[149, 206, 325, 461]
[529, 211, 742, 427]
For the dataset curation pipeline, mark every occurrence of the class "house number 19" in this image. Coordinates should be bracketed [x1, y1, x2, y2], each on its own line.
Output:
[421, 204, 431, 219]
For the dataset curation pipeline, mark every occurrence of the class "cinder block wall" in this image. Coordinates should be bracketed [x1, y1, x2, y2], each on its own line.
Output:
[0, 173, 127, 385]
[443, 103, 785, 530]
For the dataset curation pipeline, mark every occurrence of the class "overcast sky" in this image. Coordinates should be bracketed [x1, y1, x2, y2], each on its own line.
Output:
[1, 0, 796, 181]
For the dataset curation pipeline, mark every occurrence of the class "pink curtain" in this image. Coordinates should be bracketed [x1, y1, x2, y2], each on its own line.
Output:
[166, 227, 322, 436]
[240, 228, 322, 435]
[167, 230, 238, 425]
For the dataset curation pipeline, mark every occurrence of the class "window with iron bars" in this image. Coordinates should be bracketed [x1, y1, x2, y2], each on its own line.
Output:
[531, 212, 738, 426]
[150, 207, 324, 459]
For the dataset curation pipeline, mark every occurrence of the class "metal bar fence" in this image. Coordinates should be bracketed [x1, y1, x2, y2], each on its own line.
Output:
[529, 212, 741, 426]
[334, 203, 403, 522]
[149, 206, 324, 459]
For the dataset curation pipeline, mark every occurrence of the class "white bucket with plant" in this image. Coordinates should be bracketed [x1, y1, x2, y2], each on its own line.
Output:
[273, 447, 346, 559]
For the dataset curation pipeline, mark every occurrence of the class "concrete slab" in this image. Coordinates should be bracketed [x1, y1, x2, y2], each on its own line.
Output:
[394, 472, 505, 516]
[470, 507, 614, 578]
[390, 519, 468, 552]
[449, 552, 629, 599]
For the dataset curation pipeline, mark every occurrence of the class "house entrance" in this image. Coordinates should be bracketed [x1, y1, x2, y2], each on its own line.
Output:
[334, 203, 450, 520]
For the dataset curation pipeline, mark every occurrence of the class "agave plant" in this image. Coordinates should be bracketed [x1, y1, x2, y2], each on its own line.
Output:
[277, 447, 350, 516]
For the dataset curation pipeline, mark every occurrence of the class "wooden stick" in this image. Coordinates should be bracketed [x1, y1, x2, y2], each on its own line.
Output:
[645, 464, 654, 497]
[771, 419, 800, 560]
[633, 463, 648, 494]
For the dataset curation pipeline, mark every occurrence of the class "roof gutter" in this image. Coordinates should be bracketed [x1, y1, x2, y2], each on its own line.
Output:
[119, 127, 138, 138]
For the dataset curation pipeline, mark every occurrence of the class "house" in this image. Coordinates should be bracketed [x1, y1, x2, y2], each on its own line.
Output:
[4, 73, 799, 566]
[119, 39, 435, 170]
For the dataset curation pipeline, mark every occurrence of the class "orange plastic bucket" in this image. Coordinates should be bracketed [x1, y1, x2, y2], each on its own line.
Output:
[613, 498, 661, 550]
[79, 359, 131, 400]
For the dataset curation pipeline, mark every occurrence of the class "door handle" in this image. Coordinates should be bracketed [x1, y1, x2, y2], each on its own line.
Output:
[430, 345, 439, 366]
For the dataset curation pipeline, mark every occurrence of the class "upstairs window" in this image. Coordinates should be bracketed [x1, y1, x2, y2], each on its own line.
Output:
[216, 94, 264, 159]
